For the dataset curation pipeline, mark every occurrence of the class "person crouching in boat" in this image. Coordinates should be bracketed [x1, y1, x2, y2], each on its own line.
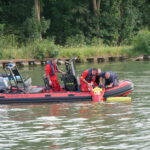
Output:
[97, 71, 118, 88]
[45, 58, 65, 91]
[80, 68, 99, 92]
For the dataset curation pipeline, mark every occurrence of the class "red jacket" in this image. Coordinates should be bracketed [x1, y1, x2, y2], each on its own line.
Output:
[80, 69, 96, 82]
[45, 62, 58, 77]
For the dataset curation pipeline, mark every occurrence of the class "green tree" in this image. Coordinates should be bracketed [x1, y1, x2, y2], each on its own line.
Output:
[0, 0, 149, 45]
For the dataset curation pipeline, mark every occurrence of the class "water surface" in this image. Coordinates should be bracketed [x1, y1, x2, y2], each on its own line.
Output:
[0, 61, 150, 150]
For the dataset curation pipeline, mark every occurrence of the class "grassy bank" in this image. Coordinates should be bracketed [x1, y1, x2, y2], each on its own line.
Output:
[0, 43, 139, 62]
[0, 44, 132, 62]
[0, 29, 149, 61]
[0, 36, 132, 60]
[58, 46, 132, 62]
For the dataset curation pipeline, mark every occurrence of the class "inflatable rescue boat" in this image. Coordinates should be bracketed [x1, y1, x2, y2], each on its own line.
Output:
[0, 59, 134, 104]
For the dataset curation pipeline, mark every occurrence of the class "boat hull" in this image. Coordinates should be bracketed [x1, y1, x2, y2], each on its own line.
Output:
[104, 80, 133, 98]
[0, 80, 133, 104]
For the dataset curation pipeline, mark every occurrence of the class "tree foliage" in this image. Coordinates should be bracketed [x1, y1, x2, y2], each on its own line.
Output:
[133, 29, 150, 54]
[0, 0, 149, 46]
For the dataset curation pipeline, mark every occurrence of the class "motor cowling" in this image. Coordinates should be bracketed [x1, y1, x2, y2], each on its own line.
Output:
[62, 74, 78, 91]
[0, 77, 9, 92]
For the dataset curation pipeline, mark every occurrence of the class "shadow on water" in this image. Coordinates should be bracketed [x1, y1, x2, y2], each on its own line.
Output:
[1, 101, 132, 120]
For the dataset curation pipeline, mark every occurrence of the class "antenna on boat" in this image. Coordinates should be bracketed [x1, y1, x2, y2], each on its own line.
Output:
[64, 57, 77, 77]
[70, 57, 77, 77]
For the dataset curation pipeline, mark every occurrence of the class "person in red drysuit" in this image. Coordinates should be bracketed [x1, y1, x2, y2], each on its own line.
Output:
[80, 68, 101, 92]
[45, 58, 65, 91]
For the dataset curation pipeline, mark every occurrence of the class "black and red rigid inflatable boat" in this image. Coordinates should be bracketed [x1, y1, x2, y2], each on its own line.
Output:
[0, 81, 133, 104]
[0, 60, 133, 104]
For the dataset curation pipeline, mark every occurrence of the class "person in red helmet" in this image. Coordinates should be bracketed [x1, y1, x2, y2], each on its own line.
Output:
[45, 58, 65, 91]
[80, 68, 100, 92]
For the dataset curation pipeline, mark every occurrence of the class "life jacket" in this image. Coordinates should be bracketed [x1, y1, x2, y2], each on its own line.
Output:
[47, 61, 58, 76]
[85, 69, 93, 81]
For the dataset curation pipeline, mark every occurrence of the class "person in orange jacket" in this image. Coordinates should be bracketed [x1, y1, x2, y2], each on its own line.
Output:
[80, 68, 101, 92]
[45, 58, 65, 91]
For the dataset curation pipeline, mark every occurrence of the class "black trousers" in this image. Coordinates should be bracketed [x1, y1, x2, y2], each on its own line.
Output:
[105, 78, 118, 87]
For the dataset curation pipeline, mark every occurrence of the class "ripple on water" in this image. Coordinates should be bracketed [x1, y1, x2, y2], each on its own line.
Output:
[0, 62, 150, 150]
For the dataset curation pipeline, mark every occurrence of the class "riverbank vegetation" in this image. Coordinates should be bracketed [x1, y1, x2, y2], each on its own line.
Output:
[0, 0, 149, 60]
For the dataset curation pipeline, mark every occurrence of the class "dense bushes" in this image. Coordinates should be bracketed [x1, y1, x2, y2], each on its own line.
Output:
[65, 34, 104, 47]
[0, 0, 149, 46]
[58, 46, 130, 62]
[0, 34, 18, 59]
[26, 39, 59, 60]
[132, 29, 150, 55]
[0, 29, 149, 60]
[0, 36, 59, 59]
[23, 10, 50, 40]
[0, 0, 149, 61]
[65, 34, 86, 48]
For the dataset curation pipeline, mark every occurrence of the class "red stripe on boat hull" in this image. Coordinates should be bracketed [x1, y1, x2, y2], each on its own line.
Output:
[0, 80, 133, 104]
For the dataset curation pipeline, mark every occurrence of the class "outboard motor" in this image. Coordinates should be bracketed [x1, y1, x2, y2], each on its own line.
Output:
[62, 57, 78, 91]
[63, 74, 78, 91]
[0, 77, 9, 93]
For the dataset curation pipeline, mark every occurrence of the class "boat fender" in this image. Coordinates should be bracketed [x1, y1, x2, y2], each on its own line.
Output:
[106, 97, 131, 102]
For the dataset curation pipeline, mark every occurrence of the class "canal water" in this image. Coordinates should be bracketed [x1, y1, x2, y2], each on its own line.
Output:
[0, 61, 150, 150]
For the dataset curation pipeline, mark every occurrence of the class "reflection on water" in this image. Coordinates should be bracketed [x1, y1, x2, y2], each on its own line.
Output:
[0, 102, 134, 150]
[0, 61, 150, 150]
